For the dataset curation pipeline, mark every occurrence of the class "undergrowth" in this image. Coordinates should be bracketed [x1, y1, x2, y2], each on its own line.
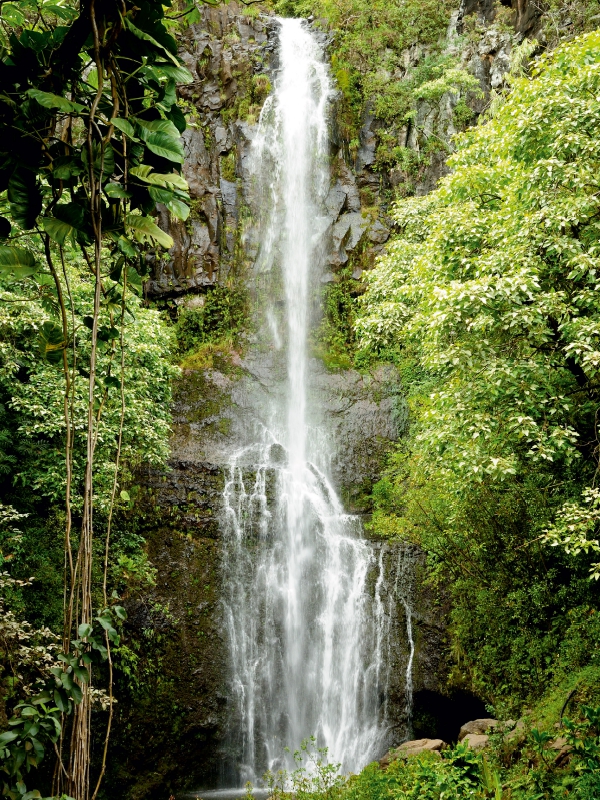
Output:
[243, 702, 600, 800]
[174, 285, 248, 360]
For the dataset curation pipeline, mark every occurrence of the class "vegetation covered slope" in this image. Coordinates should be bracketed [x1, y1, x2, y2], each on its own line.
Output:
[0, 0, 194, 796]
[359, 25, 600, 706]
[322, 25, 600, 800]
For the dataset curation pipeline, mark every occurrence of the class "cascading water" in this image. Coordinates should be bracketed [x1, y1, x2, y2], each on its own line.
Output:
[220, 18, 410, 785]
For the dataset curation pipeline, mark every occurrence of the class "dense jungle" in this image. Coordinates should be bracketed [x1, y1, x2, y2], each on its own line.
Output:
[2, 0, 600, 799]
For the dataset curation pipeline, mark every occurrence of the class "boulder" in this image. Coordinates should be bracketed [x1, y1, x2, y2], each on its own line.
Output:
[368, 220, 390, 245]
[379, 738, 447, 767]
[505, 718, 526, 743]
[458, 718, 498, 741]
[552, 737, 572, 767]
[463, 733, 489, 749]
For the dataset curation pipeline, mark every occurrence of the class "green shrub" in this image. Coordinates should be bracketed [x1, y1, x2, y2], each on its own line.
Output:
[175, 285, 248, 355]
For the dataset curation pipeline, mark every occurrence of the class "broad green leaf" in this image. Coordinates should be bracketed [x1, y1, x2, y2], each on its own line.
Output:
[23, 788, 43, 799]
[43, 202, 89, 245]
[86, 67, 98, 90]
[104, 182, 132, 199]
[54, 689, 68, 713]
[154, 63, 194, 84]
[130, 164, 154, 180]
[159, 78, 177, 109]
[73, 665, 89, 683]
[140, 129, 184, 163]
[8, 170, 42, 230]
[0, 731, 18, 745]
[136, 117, 181, 140]
[166, 103, 187, 134]
[117, 235, 137, 258]
[52, 156, 82, 180]
[0, 246, 39, 280]
[20, 28, 50, 52]
[1, 3, 25, 25]
[148, 185, 189, 220]
[39, 320, 65, 364]
[42, 3, 77, 20]
[29, 737, 44, 762]
[126, 266, 143, 291]
[96, 612, 113, 631]
[70, 684, 83, 704]
[123, 18, 179, 64]
[42, 216, 73, 245]
[81, 141, 115, 180]
[130, 165, 188, 191]
[126, 214, 173, 248]
[27, 88, 85, 114]
[13, 745, 26, 769]
[110, 117, 138, 139]
[78, 622, 93, 639]
[31, 691, 52, 705]
[114, 604, 127, 620]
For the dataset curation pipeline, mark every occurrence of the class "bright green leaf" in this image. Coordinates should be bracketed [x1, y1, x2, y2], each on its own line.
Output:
[125, 214, 173, 248]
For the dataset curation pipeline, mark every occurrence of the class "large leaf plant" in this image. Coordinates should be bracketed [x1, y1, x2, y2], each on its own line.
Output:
[0, 0, 196, 797]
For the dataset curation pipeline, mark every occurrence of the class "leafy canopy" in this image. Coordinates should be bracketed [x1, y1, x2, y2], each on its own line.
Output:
[359, 31, 600, 503]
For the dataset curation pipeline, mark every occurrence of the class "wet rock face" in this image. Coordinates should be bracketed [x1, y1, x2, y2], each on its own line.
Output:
[111, 526, 226, 800]
[146, 5, 281, 298]
[118, 348, 416, 796]
[146, 4, 394, 299]
[315, 364, 405, 512]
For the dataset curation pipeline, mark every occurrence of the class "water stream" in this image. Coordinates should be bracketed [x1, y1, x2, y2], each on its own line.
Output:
[220, 18, 410, 785]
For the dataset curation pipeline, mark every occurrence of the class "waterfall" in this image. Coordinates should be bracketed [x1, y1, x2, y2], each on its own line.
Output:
[220, 18, 408, 784]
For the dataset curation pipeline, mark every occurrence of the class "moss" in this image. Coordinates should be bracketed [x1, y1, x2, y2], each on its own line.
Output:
[105, 527, 227, 799]
[220, 63, 272, 126]
[311, 271, 357, 371]
[220, 150, 237, 182]
[179, 341, 238, 372]
[174, 285, 249, 355]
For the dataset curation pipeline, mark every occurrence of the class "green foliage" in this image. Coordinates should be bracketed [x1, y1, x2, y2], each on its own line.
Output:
[541, 0, 600, 47]
[0, 0, 193, 794]
[0, 0, 192, 269]
[220, 152, 237, 182]
[252, 712, 600, 800]
[0, 571, 126, 800]
[275, 0, 461, 189]
[358, 30, 600, 705]
[265, 738, 346, 800]
[174, 285, 248, 356]
[564, 705, 600, 774]
[0, 260, 176, 512]
[312, 274, 356, 370]
[341, 744, 484, 800]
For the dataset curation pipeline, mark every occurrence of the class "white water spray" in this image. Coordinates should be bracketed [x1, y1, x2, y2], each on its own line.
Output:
[221, 19, 411, 783]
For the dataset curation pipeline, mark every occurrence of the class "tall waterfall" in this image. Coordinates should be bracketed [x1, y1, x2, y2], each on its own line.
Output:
[221, 18, 402, 784]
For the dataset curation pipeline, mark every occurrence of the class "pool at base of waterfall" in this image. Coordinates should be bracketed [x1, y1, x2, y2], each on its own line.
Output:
[179, 790, 272, 800]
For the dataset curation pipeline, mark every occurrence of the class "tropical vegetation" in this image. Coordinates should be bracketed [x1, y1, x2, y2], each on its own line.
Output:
[0, 0, 193, 796]
[3, 0, 600, 798]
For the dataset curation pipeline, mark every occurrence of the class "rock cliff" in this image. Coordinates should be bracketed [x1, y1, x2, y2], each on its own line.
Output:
[111, 3, 545, 797]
